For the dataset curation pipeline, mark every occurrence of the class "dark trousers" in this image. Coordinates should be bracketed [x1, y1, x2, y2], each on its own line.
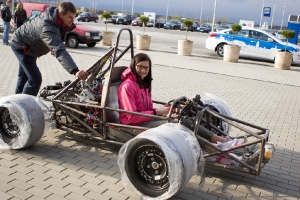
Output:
[16, 22, 23, 28]
[11, 45, 42, 96]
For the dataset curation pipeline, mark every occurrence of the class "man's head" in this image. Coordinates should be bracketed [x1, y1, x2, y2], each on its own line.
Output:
[6, 0, 12, 7]
[58, 2, 76, 27]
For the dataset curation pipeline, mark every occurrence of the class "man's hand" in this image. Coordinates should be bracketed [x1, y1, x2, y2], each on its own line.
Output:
[76, 70, 89, 80]
[155, 106, 170, 116]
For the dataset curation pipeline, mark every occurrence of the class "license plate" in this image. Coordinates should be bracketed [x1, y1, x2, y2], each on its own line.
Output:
[93, 36, 100, 40]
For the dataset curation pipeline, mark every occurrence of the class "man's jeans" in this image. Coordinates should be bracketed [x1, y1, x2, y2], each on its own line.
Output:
[2, 21, 10, 45]
[11, 45, 42, 96]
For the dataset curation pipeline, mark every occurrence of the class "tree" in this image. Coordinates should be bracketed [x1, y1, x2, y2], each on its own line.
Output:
[139, 15, 149, 35]
[102, 13, 112, 32]
[183, 19, 193, 40]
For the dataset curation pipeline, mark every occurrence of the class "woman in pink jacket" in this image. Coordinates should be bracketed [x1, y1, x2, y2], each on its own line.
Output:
[118, 53, 243, 156]
[118, 53, 169, 127]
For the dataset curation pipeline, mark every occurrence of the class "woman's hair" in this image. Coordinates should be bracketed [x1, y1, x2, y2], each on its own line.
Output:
[16, 2, 23, 15]
[130, 53, 152, 93]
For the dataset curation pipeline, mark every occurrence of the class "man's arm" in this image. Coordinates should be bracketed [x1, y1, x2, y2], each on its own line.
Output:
[40, 26, 88, 80]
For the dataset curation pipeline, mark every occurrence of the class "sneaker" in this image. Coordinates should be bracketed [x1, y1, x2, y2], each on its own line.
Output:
[217, 138, 243, 151]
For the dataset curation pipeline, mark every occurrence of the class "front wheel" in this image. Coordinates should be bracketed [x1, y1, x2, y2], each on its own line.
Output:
[0, 94, 45, 149]
[67, 36, 79, 48]
[216, 43, 225, 57]
[125, 138, 169, 197]
[87, 42, 96, 47]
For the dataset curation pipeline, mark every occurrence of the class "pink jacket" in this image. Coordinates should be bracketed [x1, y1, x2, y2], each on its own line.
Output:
[118, 67, 155, 125]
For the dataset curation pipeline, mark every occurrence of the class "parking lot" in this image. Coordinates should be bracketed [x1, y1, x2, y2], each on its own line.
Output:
[1, 21, 300, 200]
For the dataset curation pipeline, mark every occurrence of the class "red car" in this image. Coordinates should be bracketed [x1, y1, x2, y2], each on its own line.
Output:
[131, 17, 142, 26]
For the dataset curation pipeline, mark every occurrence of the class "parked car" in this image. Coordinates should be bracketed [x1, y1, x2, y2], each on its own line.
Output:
[197, 23, 212, 33]
[205, 27, 300, 64]
[66, 19, 102, 48]
[103, 15, 118, 24]
[216, 23, 232, 32]
[156, 19, 166, 28]
[180, 22, 198, 32]
[131, 17, 142, 26]
[164, 20, 181, 30]
[115, 16, 125, 25]
[147, 19, 157, 27]
[22, 3, 102, 48]
[122, 14, 137, 25]
[76, 12, 99, 23]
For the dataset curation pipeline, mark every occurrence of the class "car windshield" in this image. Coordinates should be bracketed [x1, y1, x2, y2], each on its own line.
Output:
[80, 12, 89, 16]
[112, 15, 118, 19]
[201, 24, 211, 27]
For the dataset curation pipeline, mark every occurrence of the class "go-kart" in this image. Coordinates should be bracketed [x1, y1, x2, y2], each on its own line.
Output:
[0, 28, 275, 199]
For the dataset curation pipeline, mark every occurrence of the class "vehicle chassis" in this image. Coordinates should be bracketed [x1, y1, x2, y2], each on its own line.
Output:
[38, 28, 271, 178]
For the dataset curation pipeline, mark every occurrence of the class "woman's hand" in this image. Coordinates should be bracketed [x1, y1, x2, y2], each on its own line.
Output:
[155, 105, 170, 116]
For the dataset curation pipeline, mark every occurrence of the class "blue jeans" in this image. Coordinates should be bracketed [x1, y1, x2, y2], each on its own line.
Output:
[2, 21, 10, 45]
[11, 45, 42, 96]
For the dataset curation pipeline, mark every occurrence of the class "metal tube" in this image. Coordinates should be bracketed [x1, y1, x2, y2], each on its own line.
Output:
[211, 0, 217, 32]
[166, 0, 169, 21]
[271, 3, 276, 29]
[260, 0, 265, 28]
[200, 0, 203, 24]
[280, 3, 287, 30]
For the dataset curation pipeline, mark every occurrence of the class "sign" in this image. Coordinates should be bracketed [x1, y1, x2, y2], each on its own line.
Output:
[144, 12, 156, 19]
[263, 7, 271, 17]
[81, 7, 84, 11]
[239, 20, 254, 28]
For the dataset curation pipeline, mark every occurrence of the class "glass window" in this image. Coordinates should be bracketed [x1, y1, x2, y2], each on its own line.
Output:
[31, 10, 41, 17]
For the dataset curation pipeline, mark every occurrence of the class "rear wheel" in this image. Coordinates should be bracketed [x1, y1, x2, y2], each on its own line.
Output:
[87, 42, 96, 47]
[67, 36, 79, 48]
[125, 138, 170, 197]
[216, 43, 225, 57]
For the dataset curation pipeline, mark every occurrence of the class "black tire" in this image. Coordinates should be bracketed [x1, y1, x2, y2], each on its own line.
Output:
[67, 36, 79, 48]
[125, 138, 169, 197]
[87, 42, 96, 47]
[0, 94, 45, 149]
[85, 18, 88, 22]
[95, 19, 98, 23]
[216, 43, 225, 57]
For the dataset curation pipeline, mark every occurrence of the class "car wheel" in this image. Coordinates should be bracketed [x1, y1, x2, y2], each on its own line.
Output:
[87, 42, 96, 47]
[95, 19, 98, 23]
[124, 138, 170, 197]
[216, 43, 225, 57]
[0, 94, 45, 149]
[85, 18, 88, 22]
[67, 36, 79, 48]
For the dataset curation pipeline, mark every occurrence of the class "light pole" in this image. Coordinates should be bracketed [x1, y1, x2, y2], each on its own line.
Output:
[131, 0, 134, 14]
[166, 0, 169, 21]
[280, 3, 287, 30]
[200, 0, 203, 24]
[122, 0, 124, 13]
[211, 0, 217, 32]
[259, 0, 265, 28]
[270, 3, 276, 29]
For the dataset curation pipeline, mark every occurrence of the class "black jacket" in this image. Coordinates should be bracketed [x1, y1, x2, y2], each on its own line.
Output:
[14, 9, 27, 23]
[1, 5, 12, 22]
[11, 6, 78, 74]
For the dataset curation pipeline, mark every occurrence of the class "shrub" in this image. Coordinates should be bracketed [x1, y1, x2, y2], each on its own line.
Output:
[231, 24, 242, 33]
[139, 16, 149, 35]
[102, 13, 112, 32]
[183, 19, 193, 40]
[282, 30, 295, 51]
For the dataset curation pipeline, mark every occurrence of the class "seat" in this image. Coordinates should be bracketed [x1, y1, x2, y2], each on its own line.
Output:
[102, 66, 127, 123]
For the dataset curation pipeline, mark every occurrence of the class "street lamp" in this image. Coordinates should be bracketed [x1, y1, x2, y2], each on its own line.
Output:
[270, 3, 276, 29]
[166, 0, 169, 21]
[211, 0, 217, 32]
[131, 0, 134, 14]
[280, 3, 287, 30]
[122, 0, 124, 13]
[259, 0, 265, 28]
[200, 0, 203, 24]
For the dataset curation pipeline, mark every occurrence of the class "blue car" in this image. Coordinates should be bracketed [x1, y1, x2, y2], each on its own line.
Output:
[206, 27, 300, 63]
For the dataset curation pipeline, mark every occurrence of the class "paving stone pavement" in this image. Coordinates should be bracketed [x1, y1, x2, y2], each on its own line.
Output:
[0, 38, 300, 200]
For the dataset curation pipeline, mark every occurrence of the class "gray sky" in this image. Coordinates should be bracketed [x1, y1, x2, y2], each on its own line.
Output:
[72, 0, 300, 26]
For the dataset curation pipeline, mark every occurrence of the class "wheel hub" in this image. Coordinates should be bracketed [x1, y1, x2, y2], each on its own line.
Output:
[1, 109, 20, 138]
[135, 146, 168, 186]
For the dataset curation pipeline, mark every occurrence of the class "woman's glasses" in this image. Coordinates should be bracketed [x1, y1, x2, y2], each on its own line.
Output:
[136, 65, 150, 71]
